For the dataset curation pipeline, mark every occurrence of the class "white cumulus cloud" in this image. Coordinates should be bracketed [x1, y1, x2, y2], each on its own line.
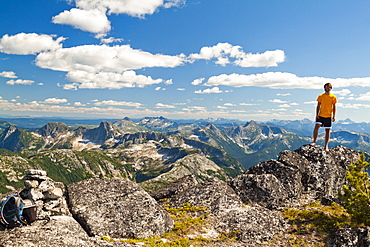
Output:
[0, 71, 17, 78]
[36, 44, 184, 73]
[0, 33, 65, 55]
[189, 43, 285, 67]
[204, 72, 370, 89]
[349, 92, 370, 101]
[332, 89, 351, 96]
[52, 0, 185, 35]
[64, 70, 163, 89]
[269, 99, 288, 103]
[155, 103, 176, 108]
[194, 87, 223, 94]
[191, 78, 205, 85]
[34, 44, 184, 89]
[94, 100, 142, 107]
[52, 8, 111, 34]
[43, 98, 68, 104]
[6, 79, 34, 85]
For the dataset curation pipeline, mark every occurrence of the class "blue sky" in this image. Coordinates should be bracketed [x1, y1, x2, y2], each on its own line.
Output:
[1, 0, 370, 122]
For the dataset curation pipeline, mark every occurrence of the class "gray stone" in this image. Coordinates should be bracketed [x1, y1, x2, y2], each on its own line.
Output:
[20, 188, 44, 201]
[24, 180, 39, 189]
[328, 226, 370, 247]
[26, 169, 47, 176]
[67, 177, 173, 239]
[38, 179, 58, 193]
[230, 144, 360, 209]
[44, 187, 64, 200]
[0, 216, 134, 247]
[149, 174, 199, 201]
[156, 179, 245, 215]
[211, 205, 288, 245]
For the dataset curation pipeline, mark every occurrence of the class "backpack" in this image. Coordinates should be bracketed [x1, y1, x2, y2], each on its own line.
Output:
[0, 194, 27, 229]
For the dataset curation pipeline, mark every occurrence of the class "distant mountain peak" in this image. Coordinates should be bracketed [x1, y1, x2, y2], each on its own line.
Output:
[243, 120, 259, 128]
[82, 121, 117, 145]
[38, 122, 70, 138]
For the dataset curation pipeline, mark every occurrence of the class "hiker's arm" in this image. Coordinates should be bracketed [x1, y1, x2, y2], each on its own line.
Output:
[315, 102, 321, 120]
[332, 104, 336, 122]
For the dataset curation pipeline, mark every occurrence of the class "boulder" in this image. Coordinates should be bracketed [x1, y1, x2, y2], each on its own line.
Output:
[157, 179, 245, 215]
[230, 172, 289, 209]
[230, 145, 360, 208]
[152, 176, 288, 244]
[0, 216, 133, 247]
[149, 174, 199, 201]
[293, 145, 359, 201]
[211, 205, 288, 245]
[328, 226, 370, 247]
[67, 177, 173, 239]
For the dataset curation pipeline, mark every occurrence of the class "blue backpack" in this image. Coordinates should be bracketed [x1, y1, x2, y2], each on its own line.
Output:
[0, 194, 27, 229]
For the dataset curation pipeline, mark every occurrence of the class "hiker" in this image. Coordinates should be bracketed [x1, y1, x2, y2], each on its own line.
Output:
[311, 83, 337, 151]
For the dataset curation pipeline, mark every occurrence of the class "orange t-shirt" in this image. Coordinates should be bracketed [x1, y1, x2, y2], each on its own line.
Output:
[317, 93, 337, 118]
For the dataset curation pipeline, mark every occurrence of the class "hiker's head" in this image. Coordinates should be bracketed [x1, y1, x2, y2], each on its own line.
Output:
[324, 83, 332, 90]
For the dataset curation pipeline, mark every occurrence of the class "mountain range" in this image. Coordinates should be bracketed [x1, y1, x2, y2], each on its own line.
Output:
[1, 116, 370, 194]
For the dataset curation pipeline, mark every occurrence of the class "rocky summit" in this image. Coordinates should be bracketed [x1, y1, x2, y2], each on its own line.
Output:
[0, 144, 368, 246]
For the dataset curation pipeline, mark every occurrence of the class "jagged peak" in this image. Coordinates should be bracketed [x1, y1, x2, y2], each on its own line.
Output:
[0, 125, 19, 139]
[243, 120, 259, 128]
[37, 122, 70, 138]
[204, 123, 219, 131]
[98, 121, 113, 129]
[3, 125, 17, 132]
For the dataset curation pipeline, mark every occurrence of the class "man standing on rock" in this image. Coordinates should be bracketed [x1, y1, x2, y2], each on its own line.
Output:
[311, 83, 337, 151]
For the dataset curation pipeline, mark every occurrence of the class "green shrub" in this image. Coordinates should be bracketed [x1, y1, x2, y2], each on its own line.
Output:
[339, 153, 370, 227]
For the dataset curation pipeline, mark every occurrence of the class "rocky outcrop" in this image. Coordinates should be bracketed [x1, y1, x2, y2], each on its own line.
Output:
[139, 153, 234, 192]
[138, 116, 178, 131]
[113, 118, 149, 133]
[329, 227, 370, 247]
[0, 216, 134, 247]
[82, 121, 117, 145]
[149, 175, 199, 201]
[37, 122, 70, 138]
[1, 171, 172, 246]
[0, 144, 365, 246]
[212, 205, 287, 245]
[230, 145, 360, 209]
[153, 176, 288, 245]
[67, 177, 174, 239]
[0, 126, 24, 151]
[109, 131, 170, 148]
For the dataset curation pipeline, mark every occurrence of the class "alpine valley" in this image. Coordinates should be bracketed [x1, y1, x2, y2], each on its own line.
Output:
[1, 116, 370, 194]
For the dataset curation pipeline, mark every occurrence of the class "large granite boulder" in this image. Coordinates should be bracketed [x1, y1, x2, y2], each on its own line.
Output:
[152, 177, 288, 244]
[328, 227, 370, 247]
[149, 174, 199, 201]
[0, 216, 132, 247]
[67, 177, 173, 239]
[211, 205, 288, 245]
[157, 179, 245, 215]
[230, 145, 360, 209]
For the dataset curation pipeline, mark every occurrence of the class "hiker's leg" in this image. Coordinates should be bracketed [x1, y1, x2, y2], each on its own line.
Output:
[324, 128, 331, 151]
[312, 124, 321, 145]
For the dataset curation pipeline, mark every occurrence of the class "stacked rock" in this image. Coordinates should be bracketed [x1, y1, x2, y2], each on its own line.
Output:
[20, 169, 71, 220]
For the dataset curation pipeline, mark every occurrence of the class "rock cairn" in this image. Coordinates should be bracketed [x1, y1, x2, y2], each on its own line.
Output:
[20, 169, 70, 219]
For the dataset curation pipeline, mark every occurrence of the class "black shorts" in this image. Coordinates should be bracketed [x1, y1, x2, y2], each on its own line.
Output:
[315, 116, 332, 129]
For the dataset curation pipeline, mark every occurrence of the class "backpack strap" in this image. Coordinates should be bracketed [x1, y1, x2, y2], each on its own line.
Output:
[0, 194, 27, 227]
[14, 196, 27, 225]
